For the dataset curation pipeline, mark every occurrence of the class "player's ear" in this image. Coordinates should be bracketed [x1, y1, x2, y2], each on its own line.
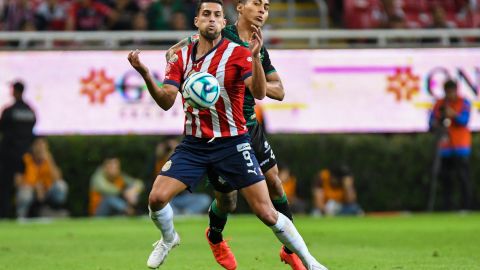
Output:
[222, 18, 227, 28]
[236, 3, 244, 14]
[194, 16, 199, 28]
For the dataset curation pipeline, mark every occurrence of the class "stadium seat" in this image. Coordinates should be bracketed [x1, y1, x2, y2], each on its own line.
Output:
[344, 0, 383, 29]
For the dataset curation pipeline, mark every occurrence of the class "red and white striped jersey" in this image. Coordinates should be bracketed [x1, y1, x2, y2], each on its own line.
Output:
[163, 38, 253, 139]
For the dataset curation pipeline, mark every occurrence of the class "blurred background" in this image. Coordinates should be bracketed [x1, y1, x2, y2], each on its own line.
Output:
[1, 0, 480, 219]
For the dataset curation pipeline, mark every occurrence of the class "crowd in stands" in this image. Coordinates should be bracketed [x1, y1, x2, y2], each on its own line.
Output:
[337, 0, 480, 29]
[0, 0, 479, 32]
[0, 0, 237, 32]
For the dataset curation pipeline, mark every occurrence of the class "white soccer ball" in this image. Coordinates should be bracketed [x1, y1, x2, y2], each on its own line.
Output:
[182, 72, 220, 109]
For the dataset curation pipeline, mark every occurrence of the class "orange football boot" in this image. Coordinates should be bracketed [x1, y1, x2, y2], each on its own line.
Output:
[280, 246, 307, 270]
[205, 228, 237, 270]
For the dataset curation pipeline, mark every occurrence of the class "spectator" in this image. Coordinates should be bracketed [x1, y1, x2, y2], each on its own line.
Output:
[380, 0, 406, 28]
[132, 12, 148, 31]
[146, 139, 211, 215]
[429, 79, 473, 210]
[1, 0, 36, 31]
[312, 165, 363, 216]
[35, 0, 68, 31]
[15, 137, 68, 218]
[170, 10, 188, 30]
[429, 5, 456, 28]
[145, 0, 183, 30]
[0, 80, 36, 219]
[107, 0, 141, 30]
[89, 155, 144, 216]
[66, 0, 113, 31]
[278, 165, 307, 214]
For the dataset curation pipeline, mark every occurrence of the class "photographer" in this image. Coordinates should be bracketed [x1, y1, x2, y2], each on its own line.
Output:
[429, 80, 473, 210]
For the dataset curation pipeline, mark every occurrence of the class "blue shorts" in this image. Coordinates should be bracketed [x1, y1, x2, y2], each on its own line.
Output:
[159, 134, 265, 190]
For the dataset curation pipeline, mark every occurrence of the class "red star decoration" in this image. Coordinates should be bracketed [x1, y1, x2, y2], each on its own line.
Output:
[80, 69, 115, 104]
[387, 67, 420, 102]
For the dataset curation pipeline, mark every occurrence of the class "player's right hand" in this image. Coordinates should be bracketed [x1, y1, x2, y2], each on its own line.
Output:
[128, 49, 149, 76]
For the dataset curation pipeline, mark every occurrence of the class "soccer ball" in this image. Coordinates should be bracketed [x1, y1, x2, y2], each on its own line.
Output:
[182, 72, 220, 109]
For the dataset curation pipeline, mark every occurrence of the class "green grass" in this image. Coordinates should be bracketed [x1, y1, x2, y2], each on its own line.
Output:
[0, 214, 479, 270]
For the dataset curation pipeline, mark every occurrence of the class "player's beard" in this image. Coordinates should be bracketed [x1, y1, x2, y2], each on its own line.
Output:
[200, 28, 221, 41]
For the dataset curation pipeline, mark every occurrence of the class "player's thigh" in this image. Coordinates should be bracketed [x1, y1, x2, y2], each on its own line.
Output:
[159, 141, 208, 190]
[263, 164, 285, 198]
[249, 123, 277, 174]
[149, 175, 189, 207]
[239, 181, 277, 225]
[212, 138, 264, 190]
[206, 167, 238, 213]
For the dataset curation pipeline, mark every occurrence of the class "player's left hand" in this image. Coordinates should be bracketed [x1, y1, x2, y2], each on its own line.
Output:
[249, 24, 263, 58]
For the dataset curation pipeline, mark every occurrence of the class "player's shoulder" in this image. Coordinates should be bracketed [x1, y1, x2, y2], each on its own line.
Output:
[224, 39, 249, 54]
[171, 42, 194, 64]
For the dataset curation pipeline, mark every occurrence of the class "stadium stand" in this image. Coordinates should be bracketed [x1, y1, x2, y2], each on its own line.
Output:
[0, 0, 479, 49]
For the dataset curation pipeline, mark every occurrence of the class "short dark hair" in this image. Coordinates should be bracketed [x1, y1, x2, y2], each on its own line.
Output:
[330, 165, 352, 179]
[444, 79, 457, 91]
[196, 0, 224, 15]
[12, 81, 25, 93]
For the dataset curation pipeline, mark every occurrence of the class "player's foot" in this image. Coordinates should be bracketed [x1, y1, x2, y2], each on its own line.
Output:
[280, 246, 306, 270]
[306, 260, 328, 270]
[205, 228, 237, 270]
[146, 232, 180, 269]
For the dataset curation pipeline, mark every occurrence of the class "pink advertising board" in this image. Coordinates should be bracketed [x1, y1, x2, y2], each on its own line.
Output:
[0, 49, 479, 135]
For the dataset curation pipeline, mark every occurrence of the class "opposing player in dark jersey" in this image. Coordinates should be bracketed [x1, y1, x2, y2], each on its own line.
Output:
[128, 1, 327, 269]
[167, 1, 304, 269]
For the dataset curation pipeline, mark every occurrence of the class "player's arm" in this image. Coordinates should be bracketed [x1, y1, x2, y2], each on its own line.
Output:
[245, 25, 267, 100]
[266, 72, 284, 101]
[128, 50, 178, 110]
[262, 48, 285, 101]
[166, 38, 189, 62]
[452, 99, 471, 126]
[165, 34, 199, 62]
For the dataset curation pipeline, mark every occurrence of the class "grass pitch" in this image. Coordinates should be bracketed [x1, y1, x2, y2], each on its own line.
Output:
[0, 213, 479, 270]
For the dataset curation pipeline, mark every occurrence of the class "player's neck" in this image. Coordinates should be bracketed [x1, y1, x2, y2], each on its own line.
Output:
[235, 19, 254, 42]
[196, 35, 222, 58]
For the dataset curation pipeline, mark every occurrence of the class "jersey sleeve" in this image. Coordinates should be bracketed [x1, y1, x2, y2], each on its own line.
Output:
[261, 47, 276, 75]
[163, 51, 184, 89]
[235, 47, 253, 81]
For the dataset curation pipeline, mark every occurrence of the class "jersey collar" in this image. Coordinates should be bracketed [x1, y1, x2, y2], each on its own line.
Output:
[191, 38, 225, 63]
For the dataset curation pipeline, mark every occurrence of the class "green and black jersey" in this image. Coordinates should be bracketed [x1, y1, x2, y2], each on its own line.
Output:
[222, 24, 277, 127]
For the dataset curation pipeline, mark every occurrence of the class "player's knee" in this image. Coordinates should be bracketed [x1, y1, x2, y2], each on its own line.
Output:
[148, 190, 171, 209]
[252, 204, 277, 226]
[218, 199, 236, 213]
[256, 208, 278, 226]
[217, 192, 237, 213]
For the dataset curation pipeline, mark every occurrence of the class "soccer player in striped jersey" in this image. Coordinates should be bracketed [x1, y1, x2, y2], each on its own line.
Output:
[166, 1, 305, 269]
[128, 1, 326, 269]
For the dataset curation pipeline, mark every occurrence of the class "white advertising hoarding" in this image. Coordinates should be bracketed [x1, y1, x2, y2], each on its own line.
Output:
[0, 49, 479, 135]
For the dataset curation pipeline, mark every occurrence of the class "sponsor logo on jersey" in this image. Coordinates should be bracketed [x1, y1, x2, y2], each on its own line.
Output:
[236, 143, 252, 152]
[260, 159, 270, 167]
[162, 160, 172, 172]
